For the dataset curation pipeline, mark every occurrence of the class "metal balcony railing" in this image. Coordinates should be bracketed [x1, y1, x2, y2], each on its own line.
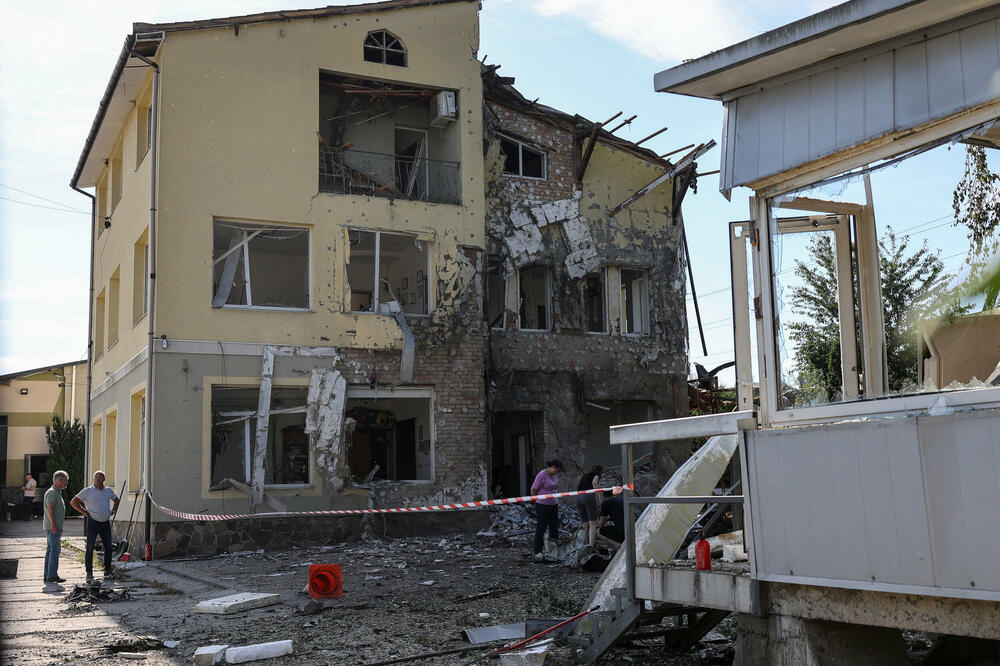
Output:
[319, 146, 461, 205]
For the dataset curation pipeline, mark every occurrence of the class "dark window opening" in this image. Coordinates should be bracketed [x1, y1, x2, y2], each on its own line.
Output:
[584, 271, 606, 333]
[364, 30, 407, 67]
[346, 397, 431, 481]
[486, 255, 505, 328]
[499, 136, 546, 179]
[519, 265, 548, 330]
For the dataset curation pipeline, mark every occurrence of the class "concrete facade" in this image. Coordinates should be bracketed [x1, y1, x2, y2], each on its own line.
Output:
[73, 1, 692, 557]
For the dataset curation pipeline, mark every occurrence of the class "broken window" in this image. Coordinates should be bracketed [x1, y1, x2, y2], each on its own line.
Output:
[583, 270, 606, 333]
[210, 385, 310, 488]
[620, 269, 649, 335]
[346, 229, 429, 315]
[318, 72, 461, 204]
[766, 125, 1000, 412]
[518, 265, 549, 330]
[212, 220, 309, 309]
[499, 135, 545, 179]
[363, 30, 406, 67]
[345, 394, 432, 481]
[485, 255, 505, 328]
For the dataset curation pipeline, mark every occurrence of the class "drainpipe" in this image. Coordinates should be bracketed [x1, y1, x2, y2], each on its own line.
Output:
[70, 185, 96, 477]
[129, 47, 160, 560]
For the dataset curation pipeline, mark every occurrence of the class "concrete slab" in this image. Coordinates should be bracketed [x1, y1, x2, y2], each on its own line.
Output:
[194, 592, 281, 614]
[225, 640, 293, 663]
[194, 645, 229, 665]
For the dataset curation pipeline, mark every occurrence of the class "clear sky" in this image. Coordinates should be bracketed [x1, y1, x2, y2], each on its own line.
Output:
[1, 0, 877, 377]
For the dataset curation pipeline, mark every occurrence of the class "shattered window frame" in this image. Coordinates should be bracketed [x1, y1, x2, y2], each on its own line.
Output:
[345, 386, 434, 483]
[209, 384, 313, 490]
[211, 220, 311, 311]
[363, 29, 407, 67]
[346, 228, 432, 316]
[583, 269, 608, 334]
[620, 268, 649, 336]
[498, 134, 546, 180]
[485, 255, 506, 329]
[518, 265, 550, 331]
[753, 118, 1000, 426]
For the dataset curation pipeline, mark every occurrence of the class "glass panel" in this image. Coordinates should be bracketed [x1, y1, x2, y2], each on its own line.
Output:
[519, 266, 548, 330]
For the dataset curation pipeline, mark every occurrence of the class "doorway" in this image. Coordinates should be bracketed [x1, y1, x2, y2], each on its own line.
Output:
[490, 412, 540, 498]
[394, 127, 428, 200]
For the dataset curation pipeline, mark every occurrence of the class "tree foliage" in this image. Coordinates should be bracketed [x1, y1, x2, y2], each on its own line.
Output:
[45, 416, 85, 499]
[953, 144, 1000, 309]
[786, 227, 954, 404]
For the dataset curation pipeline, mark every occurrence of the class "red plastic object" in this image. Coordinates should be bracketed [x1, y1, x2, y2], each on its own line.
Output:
[144, 543, 153, 561]
[120, 553, 131, 562]
[695, 536, 711, 571]
[308, 564, 343, 599]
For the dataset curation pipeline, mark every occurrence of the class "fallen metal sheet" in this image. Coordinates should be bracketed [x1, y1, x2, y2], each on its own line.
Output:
[464, 619, 574, 644]
[391, 311, 415, 383]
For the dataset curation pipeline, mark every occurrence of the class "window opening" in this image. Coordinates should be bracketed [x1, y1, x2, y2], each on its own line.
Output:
[485, 255, 505, 328]
[620, 269, 648, 335]
[108, 268, 120, 348]
[394, 127, 428, 200]
[347, 229, 429, 315]
[94, 288, 106, 357]
[363, 30, 407, 67]
[133, 230, 149, 323]
[518, 266, 548, 330]
[499, 136, 545, 179]
[212, 221, 309, 309]
[346, 396, 431, 481]
[583, 270, 606, 332]
[210, 386, 310, 487]
[111, 145, 123, 212]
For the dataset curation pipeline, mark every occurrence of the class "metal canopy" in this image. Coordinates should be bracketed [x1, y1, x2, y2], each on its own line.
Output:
[653, 0, 997, 100]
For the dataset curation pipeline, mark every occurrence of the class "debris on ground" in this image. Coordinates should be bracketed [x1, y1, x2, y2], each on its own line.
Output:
[194, 592, 282, 614]
[194, 644, 229, 665]
[66, 580, 133, 603]
[225, 640, 294, 663]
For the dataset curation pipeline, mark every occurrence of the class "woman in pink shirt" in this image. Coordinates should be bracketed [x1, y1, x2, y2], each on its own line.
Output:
[531, 459, 563, 562]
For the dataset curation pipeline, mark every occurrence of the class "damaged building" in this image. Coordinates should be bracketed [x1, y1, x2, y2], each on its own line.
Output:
[481, 69, 693, 495]
[70, 0, 696, 557]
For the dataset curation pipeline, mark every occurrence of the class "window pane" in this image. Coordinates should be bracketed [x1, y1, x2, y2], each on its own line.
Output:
[210, 387, 258, 486]
[246, 228, 309, 308]
[583, 271, 605, 332]
[499, 138, 520, 174]
[486, 256, 504, 327]
[620, 269, 647, 335]
[521, 146, 544, 178]
[519, 266, 548, 330]
[347, 229, 376, 312]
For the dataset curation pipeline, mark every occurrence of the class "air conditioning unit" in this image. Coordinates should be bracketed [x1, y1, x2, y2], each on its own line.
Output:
[429, 91, 457, 126]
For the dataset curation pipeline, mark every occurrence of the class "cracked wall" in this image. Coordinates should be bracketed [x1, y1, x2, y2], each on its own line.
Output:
[484, 102, 690, 487]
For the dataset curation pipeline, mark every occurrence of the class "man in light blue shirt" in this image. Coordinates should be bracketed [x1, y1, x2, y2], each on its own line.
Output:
[70, 471, 120, 580]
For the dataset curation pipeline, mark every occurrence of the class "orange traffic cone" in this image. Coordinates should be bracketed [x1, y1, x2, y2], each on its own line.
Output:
[308, 564, 343, 599]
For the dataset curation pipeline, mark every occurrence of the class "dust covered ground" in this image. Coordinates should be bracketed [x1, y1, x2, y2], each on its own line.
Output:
[1, 510, 734, 665]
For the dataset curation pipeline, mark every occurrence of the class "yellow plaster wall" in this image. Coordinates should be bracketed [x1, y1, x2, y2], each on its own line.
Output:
[152, 3, 483, 349]
[90, 74, 156, 381]
[582, 141, 674, 233]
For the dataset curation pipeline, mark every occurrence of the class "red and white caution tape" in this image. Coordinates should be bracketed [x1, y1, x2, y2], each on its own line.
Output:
[145, 484, 632, 522]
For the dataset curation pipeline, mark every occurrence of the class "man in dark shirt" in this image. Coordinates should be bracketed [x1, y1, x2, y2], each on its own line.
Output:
[598, 493, 625, 545]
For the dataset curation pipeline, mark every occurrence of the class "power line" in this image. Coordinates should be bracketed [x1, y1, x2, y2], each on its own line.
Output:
[0, 196, 90, 216]
[0, 183, 89, 214]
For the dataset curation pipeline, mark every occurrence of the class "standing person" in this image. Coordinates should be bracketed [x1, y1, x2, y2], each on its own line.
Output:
[43, 470, 69, 584]
[575, 466, 603, 546]
[531, 459, 563, 562]
[598, 491, 625, 546]
[70, 471, 120, 581]
[21, 473, 37, 520]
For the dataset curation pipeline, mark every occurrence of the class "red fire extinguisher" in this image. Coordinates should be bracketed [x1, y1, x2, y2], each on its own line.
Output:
[695, 529, 711, 571]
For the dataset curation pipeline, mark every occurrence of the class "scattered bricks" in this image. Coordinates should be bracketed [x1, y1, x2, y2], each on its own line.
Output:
[194, 592, 281, 615]
[194, 645, 229, 665]
[225, 640, 294, 664]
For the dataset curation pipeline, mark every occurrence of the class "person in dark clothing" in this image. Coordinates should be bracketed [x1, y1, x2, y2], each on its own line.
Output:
[575, 465, 603, 546]
[598, 493, 625, 545]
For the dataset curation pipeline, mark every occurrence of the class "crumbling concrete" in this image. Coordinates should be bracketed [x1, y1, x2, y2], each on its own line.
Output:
[733, 614, 909, 666]
[305, 366, 348, 494]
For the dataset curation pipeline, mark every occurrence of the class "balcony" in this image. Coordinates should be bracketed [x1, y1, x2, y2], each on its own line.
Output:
[319, 146, 460, 205]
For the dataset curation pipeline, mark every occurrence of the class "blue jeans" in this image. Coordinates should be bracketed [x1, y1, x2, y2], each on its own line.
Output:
[44, 529, 62, 580]
[85, 519, 113, 574]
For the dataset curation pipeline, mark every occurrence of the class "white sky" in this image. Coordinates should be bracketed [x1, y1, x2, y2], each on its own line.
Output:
[1, 0, 848, 376]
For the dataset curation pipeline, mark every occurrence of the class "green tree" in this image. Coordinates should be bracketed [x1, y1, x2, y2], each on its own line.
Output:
[787, 227, 956, 403]
[45, 416, 85, 499]
[953, 145, 1000, 310]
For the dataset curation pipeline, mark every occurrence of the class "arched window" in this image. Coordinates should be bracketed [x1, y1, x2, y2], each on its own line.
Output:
[364, 30, 406, 67]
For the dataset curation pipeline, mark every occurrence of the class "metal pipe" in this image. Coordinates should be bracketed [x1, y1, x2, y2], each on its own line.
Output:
[128, 46, 160, 558]
[69, 184, 96, 473]
[622, 442, 635, 603]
